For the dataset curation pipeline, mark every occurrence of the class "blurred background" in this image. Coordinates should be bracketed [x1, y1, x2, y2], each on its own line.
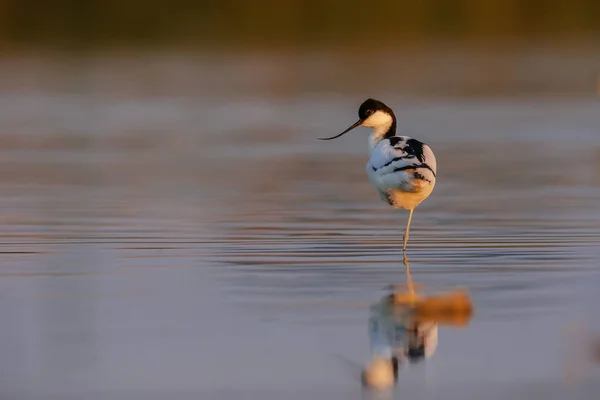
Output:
[1, 0, 600, 97]
[1, 1, 600, 400]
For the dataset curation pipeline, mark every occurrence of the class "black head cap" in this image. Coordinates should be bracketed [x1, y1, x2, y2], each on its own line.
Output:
[358, 98, 392, 120]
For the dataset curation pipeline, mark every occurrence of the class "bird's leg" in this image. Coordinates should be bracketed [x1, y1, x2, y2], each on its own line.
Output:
[403, 252, 415, 296]
[403, 208, 414, 253]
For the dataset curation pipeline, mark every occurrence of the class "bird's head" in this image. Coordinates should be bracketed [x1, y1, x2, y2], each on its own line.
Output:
[319, 98, 396, 141]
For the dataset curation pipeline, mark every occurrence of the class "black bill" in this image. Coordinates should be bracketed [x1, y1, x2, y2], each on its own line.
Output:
[318, 119, 363, 140]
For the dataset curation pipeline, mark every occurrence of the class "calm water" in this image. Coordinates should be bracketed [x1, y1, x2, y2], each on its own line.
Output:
[0, 57, 600, 399]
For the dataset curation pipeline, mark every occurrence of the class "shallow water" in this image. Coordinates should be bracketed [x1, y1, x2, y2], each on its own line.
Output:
[1, 72, 600, 399]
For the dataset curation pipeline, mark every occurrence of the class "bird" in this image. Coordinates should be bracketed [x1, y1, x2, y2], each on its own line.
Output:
[319, 98, 437, 253]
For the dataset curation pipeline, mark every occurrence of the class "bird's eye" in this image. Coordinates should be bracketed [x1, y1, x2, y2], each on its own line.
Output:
[365, 109, 374, 116]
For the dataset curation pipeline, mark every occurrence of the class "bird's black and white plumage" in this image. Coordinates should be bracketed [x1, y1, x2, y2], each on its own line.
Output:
[319, 98, 437, 252]
[367, 134, 436, 210]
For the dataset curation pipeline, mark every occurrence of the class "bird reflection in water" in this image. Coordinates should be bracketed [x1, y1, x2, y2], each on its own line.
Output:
[362, 255, 474, 391]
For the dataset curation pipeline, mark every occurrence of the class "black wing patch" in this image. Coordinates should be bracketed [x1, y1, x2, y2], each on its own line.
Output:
[388, 137, 403, 147]
[381, 156, 406, 169]
[406, 138, 426, 163]
[393, 164, 436, 178]
[413, 171, 433, 183]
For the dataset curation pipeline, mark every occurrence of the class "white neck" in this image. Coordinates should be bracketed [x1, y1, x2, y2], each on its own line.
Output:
[369, 128, 391, 151]
[363, 110, 394, 151]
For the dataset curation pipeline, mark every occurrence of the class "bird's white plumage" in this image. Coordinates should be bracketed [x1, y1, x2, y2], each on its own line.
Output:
[366, 135, 437, 210]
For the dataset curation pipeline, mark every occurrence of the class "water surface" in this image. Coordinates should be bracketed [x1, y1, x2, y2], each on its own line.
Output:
[0, 62, 599, 399]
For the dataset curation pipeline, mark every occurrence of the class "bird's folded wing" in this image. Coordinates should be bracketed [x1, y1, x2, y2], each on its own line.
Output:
[368, 141, 421, 174]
